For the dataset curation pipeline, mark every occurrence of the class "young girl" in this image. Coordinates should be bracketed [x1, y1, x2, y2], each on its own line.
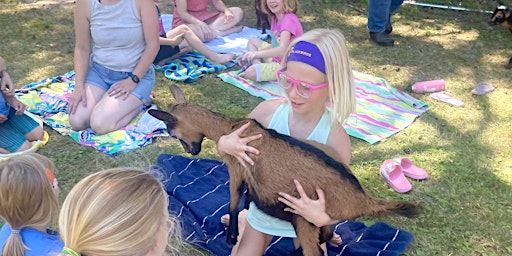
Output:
[0, 153, 63, 256]
[58, 168, 182, 256]
[154, 0, 235, 66]
[236, 0, 303, 82]
[217, 28, 356, 255]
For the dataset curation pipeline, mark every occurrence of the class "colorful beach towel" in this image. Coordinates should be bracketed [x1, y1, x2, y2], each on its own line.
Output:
[218, 70, 429, 144]
[150, 154, 415, 256]
[154, 51, 236, 83]
[15, 71, 168, 155]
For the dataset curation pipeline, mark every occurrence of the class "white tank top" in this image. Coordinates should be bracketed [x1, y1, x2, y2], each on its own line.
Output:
[89, 0, 145, 71]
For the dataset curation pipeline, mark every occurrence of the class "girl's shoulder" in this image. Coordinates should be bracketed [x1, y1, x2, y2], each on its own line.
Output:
[249, 99, 285, 126]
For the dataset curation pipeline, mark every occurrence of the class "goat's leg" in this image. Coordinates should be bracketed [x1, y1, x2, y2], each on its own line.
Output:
[319, 225, 333, 245]
[292, 216, 323, 256]
[226, 173, 244, 246]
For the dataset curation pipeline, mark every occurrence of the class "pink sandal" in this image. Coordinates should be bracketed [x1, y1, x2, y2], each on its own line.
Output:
[393, 158, 428, 180]
[380, 159, 412, 193]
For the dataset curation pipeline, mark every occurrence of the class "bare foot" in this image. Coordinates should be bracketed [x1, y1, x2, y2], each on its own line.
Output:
[328, 232, 342, 247]
[220, 214, 230, 227]
[211, 53, 236, 64]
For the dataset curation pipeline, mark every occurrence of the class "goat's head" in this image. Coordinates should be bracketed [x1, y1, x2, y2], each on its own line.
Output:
[148, 85, 205, 155]
[489, 4, 511, 26]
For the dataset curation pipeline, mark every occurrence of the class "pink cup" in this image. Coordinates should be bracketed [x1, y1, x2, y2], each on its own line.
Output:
[411, 79, 446, 93]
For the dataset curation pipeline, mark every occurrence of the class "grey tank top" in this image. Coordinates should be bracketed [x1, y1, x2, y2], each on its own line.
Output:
[89, 0, 145, 71]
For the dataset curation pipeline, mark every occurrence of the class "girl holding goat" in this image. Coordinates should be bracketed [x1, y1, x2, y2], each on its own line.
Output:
[217, 28, 356, 255]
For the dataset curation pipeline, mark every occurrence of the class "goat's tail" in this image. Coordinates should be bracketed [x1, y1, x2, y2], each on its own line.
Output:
[372, 198, 422, 218]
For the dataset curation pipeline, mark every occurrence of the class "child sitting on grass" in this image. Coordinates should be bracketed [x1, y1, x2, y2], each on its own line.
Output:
[0, 56, 44, 154]
[0, 153, 63, 256]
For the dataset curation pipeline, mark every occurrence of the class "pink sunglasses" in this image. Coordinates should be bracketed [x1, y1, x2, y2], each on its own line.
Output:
[276, 70, 328, 98]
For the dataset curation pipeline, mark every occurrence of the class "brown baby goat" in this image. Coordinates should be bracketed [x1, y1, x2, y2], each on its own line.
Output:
[149, 86, 421, 256]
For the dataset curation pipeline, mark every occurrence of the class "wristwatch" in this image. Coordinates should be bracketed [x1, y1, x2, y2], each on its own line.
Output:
[130, 73, 140, 83]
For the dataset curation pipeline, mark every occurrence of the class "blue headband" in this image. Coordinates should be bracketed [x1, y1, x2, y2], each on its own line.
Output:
[286, 41, 326, 74]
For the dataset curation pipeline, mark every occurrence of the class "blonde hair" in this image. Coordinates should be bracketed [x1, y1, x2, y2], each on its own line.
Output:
[281, 28, 356, 127]
[0, 153, 59, 256]
[59, 168, 181, 256]
[262, 0, 299, 15]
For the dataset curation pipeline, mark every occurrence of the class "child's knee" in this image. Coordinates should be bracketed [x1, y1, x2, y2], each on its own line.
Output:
[26, 126, 44, 142]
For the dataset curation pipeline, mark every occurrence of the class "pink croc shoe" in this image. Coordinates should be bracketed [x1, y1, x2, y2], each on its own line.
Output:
[380, 159, 412, 193]
[394, 158, 428, 180]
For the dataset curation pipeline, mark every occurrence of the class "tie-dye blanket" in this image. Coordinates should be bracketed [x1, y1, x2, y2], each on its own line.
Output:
[16, 71, 168, 155]
[218, 70, 429, 144]
[154, 51, 236, 83]
[150, 154, 415, 256]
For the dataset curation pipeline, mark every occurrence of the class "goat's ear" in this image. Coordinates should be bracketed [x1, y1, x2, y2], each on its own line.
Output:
[169, 84, 187, 104]
[148, 109, 178, 124]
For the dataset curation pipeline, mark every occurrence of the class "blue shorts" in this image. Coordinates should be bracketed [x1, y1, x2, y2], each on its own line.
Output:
[85, 62, 155, 106]
[0, 108, 40, 153]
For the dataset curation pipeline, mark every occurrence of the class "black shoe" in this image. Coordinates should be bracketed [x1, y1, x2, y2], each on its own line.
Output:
[369, 32, 394, 47]
[385, 20, 392, 34]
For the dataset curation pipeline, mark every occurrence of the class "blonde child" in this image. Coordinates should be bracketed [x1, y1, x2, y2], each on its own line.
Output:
[0, 153, 62, 256]
[236, 0, 303, 82]
[217, 28, 356, 255]
[58, 168, 182, 256]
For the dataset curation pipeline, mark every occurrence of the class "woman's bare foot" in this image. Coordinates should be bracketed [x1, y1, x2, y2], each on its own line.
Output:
[211, 53, 236, 64]
[328, 232, 342, 247]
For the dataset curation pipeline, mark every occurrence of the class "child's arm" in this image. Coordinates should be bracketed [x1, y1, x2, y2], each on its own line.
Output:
[252, 30, 293, 60]
[159, 33, 185, 47]
[5, 97, 26, 115]
[0, 57, 15, 97]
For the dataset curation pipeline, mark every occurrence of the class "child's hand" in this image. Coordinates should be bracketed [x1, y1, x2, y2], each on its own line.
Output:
[278, 179, 334, 227]
[0, 71, 15, 97]
[0, 114, 7, 124]
[10, 98, 26, 115]
[216, 122, 261, 168]
[170, 33, 185, 45]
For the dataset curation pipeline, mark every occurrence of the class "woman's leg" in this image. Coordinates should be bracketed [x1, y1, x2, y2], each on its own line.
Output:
[69, 83, 106, 131]
[207, 7, 244, 36]
[89, 93, 142, 135]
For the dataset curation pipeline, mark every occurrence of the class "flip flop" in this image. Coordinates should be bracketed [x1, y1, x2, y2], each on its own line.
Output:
[380, 159, 412, 193]
[471, 83, 495, 95]
[430, 91, 464, 107]
[393, 158, 428, 180]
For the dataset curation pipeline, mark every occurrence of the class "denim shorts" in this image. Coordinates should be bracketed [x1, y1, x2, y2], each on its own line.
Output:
[0, 108, 40, 152]
[85, 62, 155, 106]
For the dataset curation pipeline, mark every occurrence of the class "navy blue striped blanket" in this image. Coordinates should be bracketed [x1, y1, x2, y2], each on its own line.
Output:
[150, 154, 414, 256]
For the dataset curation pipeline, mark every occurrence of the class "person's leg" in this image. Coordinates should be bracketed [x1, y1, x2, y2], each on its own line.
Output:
[89, 94, 143, 134]
[368, 0, 395, 46]
[232, 223, 272, 256]
[89, 68, 155, 135]
[368, 0, 392, 33]
[207, 7, 244, 36]
[175, 25, 235, 63]
[68, 84, 106, 131]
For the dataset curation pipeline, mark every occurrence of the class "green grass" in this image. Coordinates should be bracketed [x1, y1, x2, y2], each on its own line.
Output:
[1, 0, 511, 255]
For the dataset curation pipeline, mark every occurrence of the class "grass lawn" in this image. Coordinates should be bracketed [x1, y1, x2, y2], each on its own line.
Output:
[1, 0, 511, 255]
